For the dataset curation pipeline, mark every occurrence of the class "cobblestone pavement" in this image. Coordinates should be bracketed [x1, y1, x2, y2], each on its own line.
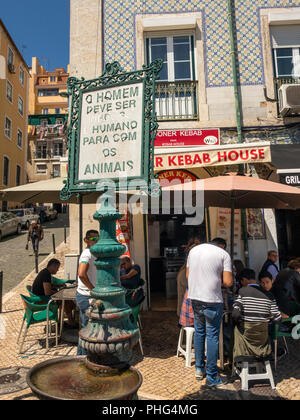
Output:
[0, 213, 69, 295]
[0, 245, 299, 400]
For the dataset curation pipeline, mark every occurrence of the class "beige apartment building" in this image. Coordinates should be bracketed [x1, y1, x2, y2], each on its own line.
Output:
[27, 57, 69, 182]
[0, 19, 30, 210]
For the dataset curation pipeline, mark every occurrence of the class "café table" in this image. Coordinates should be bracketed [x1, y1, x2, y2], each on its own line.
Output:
[47, 286, 77, 338]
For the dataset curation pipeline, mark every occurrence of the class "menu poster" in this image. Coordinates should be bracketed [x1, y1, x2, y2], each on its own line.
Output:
[216, 208, 242, 259]
[246, 208, 266, 239]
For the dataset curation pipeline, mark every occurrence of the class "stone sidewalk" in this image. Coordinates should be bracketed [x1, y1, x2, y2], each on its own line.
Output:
[0, 243, 299, 400]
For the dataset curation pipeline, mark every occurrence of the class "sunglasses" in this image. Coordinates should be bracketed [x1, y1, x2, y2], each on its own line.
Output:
[87, 236, 99, 241]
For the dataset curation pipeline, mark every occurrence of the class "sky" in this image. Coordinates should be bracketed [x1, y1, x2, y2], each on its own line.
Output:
[1, 0, 70, 71]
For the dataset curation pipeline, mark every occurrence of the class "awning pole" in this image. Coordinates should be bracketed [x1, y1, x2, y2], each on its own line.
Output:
[79, 194, 83, 255]
[230, 199, 235, 261]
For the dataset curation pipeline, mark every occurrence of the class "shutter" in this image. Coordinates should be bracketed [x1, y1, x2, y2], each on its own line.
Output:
[270, 25, 300, 48]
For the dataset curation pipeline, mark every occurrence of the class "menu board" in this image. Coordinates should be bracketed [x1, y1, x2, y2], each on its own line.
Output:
[246, 208, 266, 239]
[216, 208, 242, 259]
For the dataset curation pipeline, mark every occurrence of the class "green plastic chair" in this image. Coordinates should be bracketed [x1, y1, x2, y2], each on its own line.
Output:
[18, 294, 59, 354]
[130, 303, 144, 356]
[51, 276, 76, 287]
[272, 302, 300, 370]
[25, 285, 50, 303]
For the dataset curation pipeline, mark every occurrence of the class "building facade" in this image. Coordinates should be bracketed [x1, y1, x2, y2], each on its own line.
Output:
[69, 0, 300, 309]
[27, 57, 69, 182]
[0, 19, 30, 210]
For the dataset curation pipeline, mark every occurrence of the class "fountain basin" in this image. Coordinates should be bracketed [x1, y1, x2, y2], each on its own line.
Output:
[26, 357, 142, 400]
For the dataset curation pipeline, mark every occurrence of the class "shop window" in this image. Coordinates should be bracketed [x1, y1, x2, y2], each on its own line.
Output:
[6, 80, 13, 103]
[52, 164, 61, 178]
[145, 34, 197, 120]
[3, 157, 9, 186]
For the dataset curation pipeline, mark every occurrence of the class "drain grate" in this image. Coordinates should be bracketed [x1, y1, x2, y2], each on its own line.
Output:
[0, 367, 30, 395]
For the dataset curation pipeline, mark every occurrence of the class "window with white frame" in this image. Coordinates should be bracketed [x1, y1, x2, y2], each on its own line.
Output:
[4, 117, 12, 139]
[54, 142, 63, 157]
[49, 76, 56, 82]
[16, 165, 21, 186]
[17, 129, 23, 148]
[271, 24, 300, 78]
[42, 108, 49, 115]
[6, 80, 13, 103]
[18, 96, 24, 116]
[7, 47, 14, 66]
[3, 157, 10, 186]
[146, 35, 195, 81]
[19, 66, 25, 85]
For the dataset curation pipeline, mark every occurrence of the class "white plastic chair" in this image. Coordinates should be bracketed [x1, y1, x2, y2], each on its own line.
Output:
[176, 326, 195, 367]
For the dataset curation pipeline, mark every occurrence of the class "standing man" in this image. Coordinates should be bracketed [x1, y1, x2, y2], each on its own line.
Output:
[76, 229, 99, 355]
[259, 250, 279, 281]
[187, 237, 233, 388]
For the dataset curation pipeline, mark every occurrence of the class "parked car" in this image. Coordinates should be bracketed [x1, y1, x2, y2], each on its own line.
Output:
[9, 209, 40, 230]
[0, 212, 22, 241]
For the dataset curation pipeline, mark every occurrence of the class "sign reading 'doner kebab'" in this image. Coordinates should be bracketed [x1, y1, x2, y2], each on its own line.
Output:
[155, 129, 220, 147]
[78, 82, 144, 181]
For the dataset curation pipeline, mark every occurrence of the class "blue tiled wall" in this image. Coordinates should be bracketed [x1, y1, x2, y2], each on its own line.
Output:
[103, 0, 300, 87]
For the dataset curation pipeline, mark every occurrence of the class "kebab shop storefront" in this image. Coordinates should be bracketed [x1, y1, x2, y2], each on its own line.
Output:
[147, 128, 271, 311]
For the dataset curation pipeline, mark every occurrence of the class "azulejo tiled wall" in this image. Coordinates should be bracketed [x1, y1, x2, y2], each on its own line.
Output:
[103, 0, 300, 87]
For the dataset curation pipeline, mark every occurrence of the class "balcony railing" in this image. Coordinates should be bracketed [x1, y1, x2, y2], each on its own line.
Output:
[155, 81, 198, 121]
[34, 150, 65, 159]
[274, 76, 300, 92]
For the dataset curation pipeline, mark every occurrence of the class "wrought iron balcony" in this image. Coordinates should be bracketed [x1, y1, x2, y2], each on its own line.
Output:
[155, 81, 198, 121]
[34, 150, 65, 160]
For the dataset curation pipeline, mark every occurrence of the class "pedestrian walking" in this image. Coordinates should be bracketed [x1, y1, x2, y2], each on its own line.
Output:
[76, 229, 99, 355]
[186, 237, 233, 388]
[27, 220, 44, 256]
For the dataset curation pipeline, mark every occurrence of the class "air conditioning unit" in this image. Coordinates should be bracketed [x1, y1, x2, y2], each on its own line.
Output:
[278, 84, 300, 117]
[7, 63, 15, 74]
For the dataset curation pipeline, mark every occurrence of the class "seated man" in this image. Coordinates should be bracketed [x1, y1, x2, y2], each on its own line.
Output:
[232, 272, 282, 363]
[32, 258, 75, 327]
[120, 257, 141, 289]
[272, 260, 300, 318]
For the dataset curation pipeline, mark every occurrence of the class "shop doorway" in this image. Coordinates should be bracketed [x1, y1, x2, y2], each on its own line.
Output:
[276, 209, 300, 268]
[148, 213, 206, 312]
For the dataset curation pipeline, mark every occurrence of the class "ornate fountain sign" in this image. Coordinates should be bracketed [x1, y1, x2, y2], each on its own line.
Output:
[61, 60, 163, 198]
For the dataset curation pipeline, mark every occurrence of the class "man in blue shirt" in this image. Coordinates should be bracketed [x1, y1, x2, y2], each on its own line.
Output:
[120, 257, 141, 289]
[260, 250, 279, 281]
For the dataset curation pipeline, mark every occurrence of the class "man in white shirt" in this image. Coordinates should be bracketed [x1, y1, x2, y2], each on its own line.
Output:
[76, 229, 99, 355]
[186, 237, 233, 388]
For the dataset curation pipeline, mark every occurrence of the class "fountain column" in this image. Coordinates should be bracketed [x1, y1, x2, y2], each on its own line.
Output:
[78, 193, 139, 371]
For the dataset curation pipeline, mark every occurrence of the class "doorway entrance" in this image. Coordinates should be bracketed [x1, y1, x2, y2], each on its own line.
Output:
[148, 213, 206, 312]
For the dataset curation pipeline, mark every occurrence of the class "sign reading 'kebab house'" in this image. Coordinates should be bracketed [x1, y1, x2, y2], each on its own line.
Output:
[78, 82, 144, 181]
[154, 144, 271, 170]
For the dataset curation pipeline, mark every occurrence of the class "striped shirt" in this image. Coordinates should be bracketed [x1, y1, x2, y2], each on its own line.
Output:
[232, 284, 282, 323]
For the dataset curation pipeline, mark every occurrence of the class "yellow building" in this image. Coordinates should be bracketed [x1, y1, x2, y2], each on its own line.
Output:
[0, 19, 30, 210]
[27, 58, 69, 182]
